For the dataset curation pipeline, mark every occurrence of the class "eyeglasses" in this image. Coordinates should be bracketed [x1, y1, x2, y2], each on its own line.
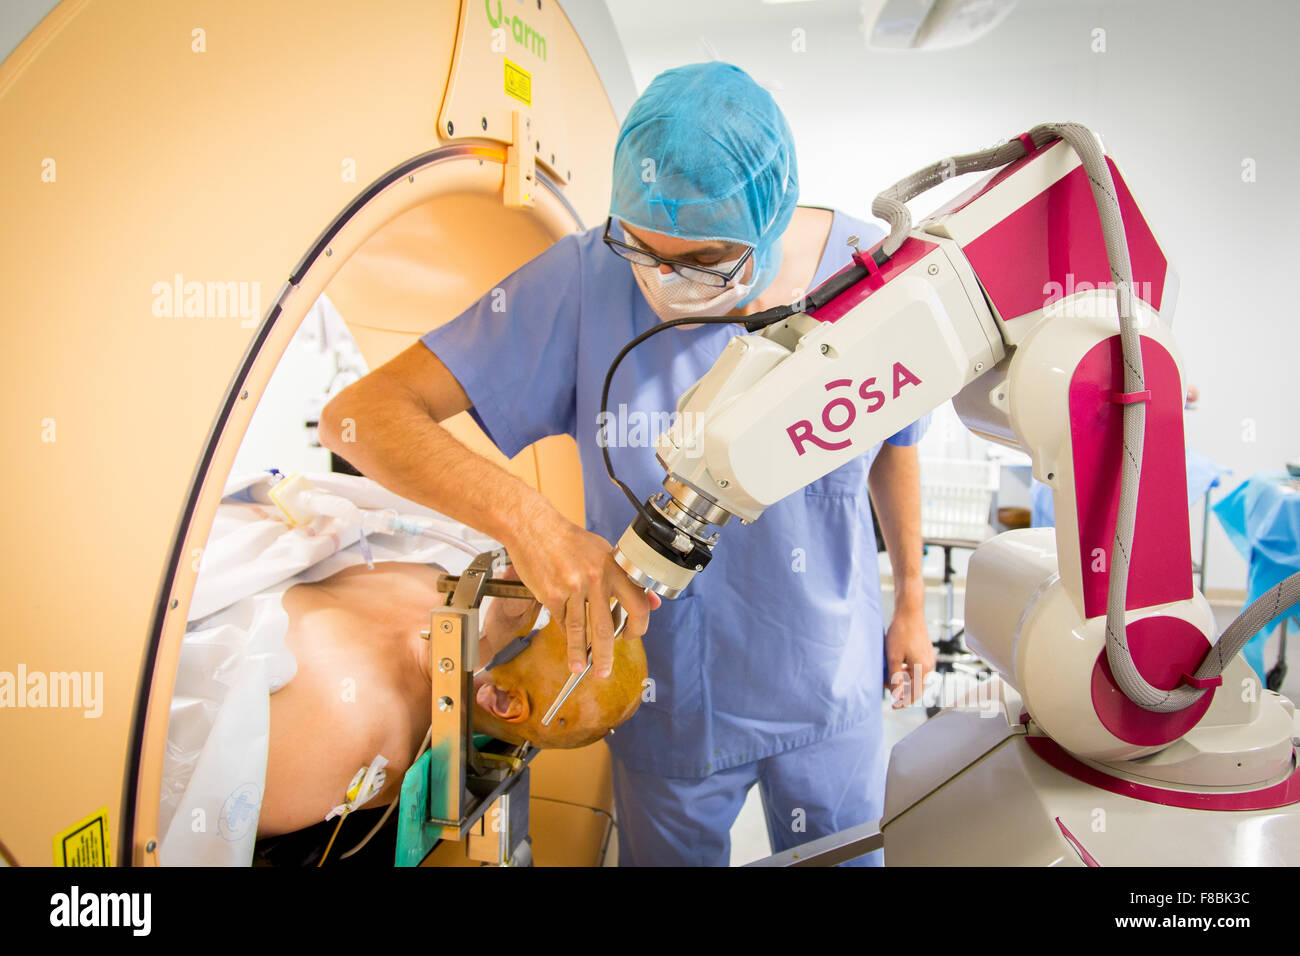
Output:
[602, 217, 753, 288]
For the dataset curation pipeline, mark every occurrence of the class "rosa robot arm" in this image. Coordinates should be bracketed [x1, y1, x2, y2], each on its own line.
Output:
[610, 123, 1300, 776]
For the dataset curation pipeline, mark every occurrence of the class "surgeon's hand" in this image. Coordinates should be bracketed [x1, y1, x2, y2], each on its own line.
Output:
[503, 500, 660, 679]
[885, 606, 934, 708]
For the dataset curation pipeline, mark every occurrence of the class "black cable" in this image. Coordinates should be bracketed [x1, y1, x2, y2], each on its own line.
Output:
[531, 794, 618, 828]
[796, 255, 877, 317]
[530, 795, 618, 864]
[600, 303, 800, 524]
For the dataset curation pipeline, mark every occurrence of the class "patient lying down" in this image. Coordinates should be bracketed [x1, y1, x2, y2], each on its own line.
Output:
[259, 560, 646, 838]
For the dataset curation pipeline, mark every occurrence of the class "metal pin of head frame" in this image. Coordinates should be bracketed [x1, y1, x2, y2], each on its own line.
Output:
[540, 603, 629, 727]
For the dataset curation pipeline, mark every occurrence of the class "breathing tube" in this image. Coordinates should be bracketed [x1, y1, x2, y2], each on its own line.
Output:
[260, 472, 484, 567]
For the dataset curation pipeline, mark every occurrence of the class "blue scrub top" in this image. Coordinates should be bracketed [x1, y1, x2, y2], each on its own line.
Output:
[422, 208, 928, 777]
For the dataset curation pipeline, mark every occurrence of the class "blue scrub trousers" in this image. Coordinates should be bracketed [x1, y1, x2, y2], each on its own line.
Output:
[611, 717, 885, 867]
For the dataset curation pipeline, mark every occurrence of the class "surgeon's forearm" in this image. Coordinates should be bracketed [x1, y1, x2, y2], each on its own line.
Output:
[319, 378, 558, 548]
[868, 443, 925, 613]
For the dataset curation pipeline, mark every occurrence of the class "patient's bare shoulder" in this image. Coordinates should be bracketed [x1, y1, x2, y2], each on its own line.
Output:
[259, 568, 435, 838]
[261, 648, 413, 837]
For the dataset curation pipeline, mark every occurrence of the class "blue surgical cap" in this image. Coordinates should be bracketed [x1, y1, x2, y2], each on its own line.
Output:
[610, 62, 799, 308]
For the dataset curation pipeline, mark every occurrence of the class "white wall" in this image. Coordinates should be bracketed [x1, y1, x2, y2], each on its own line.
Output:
[605, 0, 1299, 592]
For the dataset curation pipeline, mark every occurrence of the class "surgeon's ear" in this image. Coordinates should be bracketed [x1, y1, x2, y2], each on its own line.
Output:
[475, 680, 530, 723]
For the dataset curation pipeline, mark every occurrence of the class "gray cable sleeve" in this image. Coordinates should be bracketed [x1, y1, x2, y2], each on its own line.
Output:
[871, 128, 1060, 256]
[1189, 571, 1300, 683]
[1035, 123, 1169, 710]
[872, 124, 1300, 713]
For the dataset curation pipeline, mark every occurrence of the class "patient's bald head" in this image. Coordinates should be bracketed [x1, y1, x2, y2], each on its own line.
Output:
[472, 613, 647, 749]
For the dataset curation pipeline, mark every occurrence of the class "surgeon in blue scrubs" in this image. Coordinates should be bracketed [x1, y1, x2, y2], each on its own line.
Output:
[320, 62, 932, 866]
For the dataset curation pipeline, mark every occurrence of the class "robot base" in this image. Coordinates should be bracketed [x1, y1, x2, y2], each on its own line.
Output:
[879, 681, 1300, 866]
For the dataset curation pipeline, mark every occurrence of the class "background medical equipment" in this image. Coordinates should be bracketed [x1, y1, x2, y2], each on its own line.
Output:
[919, 457, 1000, 542]
[608, 123, 1300, 864]
[1213, 473, 1300, 689]
[914, 456, 1001, 716]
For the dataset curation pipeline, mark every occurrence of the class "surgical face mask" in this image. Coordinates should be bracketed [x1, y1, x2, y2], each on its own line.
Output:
[630, 255, 754, 323]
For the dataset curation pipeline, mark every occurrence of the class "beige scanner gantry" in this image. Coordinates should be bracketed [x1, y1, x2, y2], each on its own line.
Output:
[0, 0, 617, 866]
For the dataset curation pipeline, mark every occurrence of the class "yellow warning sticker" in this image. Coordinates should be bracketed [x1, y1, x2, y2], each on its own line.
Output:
[53, 807, 110, 866]
[504, 58, 532, 106]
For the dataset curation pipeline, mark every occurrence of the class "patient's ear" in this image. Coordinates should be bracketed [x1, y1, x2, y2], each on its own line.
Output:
[475, 680, 530, 723]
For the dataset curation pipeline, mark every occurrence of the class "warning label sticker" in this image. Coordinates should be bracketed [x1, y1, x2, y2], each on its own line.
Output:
[504, 58, 532, 106]
[53, 807, 110, 866]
